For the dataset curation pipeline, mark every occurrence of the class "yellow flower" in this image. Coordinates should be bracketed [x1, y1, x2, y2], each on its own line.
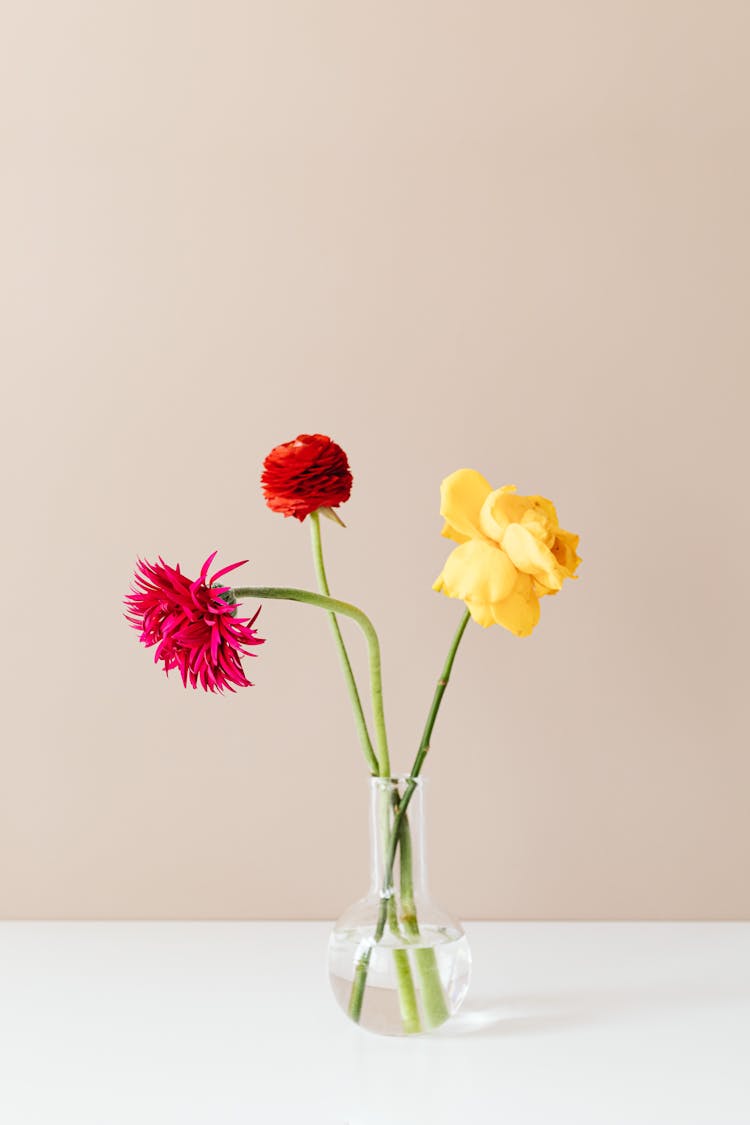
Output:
[433, 469, 581, 636]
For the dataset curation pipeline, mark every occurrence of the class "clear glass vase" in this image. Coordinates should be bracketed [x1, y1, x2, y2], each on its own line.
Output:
[327, 776, 471, 1036]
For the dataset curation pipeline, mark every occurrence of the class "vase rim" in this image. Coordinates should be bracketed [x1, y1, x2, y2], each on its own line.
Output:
[369, 774, 426, 787]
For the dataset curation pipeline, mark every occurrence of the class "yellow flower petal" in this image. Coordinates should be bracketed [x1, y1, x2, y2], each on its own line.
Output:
[503, 523, 564, 591]
[526, 494, 559, 528]
[479, 486, 533, 543]
[439, 469, 492, 540]
[491, 573, 541, 637]
[552, 528, 582, 577]
[440, 520, 469, 545]
[436, 539, 517, 605]
[465, 599, 495, 627]
[520, 506, 555, 547]
[533, 576, 559, 597]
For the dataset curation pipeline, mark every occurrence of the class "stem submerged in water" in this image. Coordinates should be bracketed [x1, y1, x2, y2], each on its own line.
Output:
[398, 802, 450, 1029]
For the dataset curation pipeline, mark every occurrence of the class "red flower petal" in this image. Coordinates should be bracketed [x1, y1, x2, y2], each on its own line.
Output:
[261, 433, 353, 521]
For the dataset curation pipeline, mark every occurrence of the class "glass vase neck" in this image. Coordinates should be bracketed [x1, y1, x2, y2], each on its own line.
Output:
[368, 776, 428, 898]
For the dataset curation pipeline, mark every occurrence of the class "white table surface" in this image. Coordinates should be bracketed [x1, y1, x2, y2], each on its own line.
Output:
[1, 922, 748, 1124]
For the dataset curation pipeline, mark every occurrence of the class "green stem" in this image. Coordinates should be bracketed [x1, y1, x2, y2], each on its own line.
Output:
[381, 788, 420, 1033]
[233, 586, 390, 777]
[394, 607, 472, 873]
[347, 608, 472, 1024]
[411, 607, 471, 781]
[397, 796, 450, 1028]
[308, 512, 378, 775]
[391, 947, 421, 1033]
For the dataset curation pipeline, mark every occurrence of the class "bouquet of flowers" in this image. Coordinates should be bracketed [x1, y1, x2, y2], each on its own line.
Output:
[125, 433, 580, 1035]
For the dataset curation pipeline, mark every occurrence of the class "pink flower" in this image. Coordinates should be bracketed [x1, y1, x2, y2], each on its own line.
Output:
[124, 552, 263, 693]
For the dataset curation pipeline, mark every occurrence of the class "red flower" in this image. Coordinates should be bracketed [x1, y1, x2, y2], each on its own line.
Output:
[261, 433, 353, 521]
[124, 552, 263, 693]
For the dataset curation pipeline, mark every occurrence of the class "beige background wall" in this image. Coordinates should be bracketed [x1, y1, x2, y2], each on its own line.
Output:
[1, 2, 748, 920]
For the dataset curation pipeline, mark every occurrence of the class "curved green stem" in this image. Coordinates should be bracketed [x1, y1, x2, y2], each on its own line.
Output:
[232, 586, 390, 777]
[308, 512, 378, 775]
